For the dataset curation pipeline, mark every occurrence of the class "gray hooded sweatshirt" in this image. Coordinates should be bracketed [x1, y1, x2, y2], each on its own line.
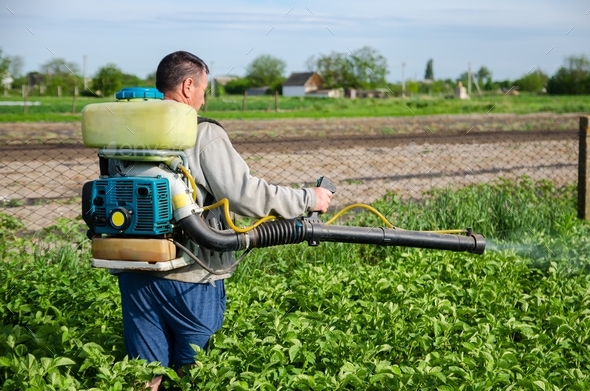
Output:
[144, 120, 317, 283]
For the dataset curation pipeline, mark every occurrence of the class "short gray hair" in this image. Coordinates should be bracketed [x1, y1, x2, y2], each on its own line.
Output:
[155, 51, 209, 93]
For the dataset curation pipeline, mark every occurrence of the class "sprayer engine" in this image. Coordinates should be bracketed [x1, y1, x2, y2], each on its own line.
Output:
[82, 177, 173, 236]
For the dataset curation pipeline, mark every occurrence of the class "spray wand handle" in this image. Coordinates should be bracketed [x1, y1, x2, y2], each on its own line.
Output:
[316, 176, 337, 194]
[306, 177, 337, 246]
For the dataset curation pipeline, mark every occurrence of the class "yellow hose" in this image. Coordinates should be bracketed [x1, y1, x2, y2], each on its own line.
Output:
[325, 203, 395, 228]
[178, 165, 198, 202]
[426, 229, 467, 234]
[203, 198, 466, 235]
[203, 198, 277, 233]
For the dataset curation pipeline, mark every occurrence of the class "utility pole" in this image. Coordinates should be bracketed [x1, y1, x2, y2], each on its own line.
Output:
[467, 62, 472, 96]
[83, 55, 88, 90]
[402, 62, 406, 98]
[472, 73, 483, 97]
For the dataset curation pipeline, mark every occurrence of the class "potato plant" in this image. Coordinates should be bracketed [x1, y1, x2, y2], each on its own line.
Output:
[1, 178, 589, 390]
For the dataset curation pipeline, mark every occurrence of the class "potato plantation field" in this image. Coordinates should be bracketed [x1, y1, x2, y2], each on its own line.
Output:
[1, 178, 590, 390]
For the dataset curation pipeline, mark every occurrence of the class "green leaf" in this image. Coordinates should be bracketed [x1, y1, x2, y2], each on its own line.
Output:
[556, 324, 573, 336]
[375, 278, 391, 291]
[53, 357, 76, 367]
[533, 380, 546, 390]
[0, 356, 12, 367]
[288, 344, 300, 363]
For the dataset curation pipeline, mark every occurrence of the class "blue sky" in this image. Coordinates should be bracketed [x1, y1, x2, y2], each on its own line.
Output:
[1, 0, 589, 82]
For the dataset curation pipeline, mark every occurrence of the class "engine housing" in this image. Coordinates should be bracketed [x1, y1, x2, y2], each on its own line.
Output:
[82, 177, 173, 236]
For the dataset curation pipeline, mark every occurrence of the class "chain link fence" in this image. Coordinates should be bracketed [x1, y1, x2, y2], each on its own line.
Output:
[0, 122, 579, 232]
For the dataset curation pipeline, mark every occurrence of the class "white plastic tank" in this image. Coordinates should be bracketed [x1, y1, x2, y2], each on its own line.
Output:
[81, 87, 198, 150]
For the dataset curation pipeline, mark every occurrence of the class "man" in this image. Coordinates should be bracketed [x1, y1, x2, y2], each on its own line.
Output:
[117, 51, 333, 389]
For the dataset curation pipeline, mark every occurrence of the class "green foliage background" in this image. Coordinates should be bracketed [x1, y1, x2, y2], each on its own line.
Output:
[1, 178, 590, 389]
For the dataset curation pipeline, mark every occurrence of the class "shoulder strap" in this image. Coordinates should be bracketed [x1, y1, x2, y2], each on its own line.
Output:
[197, 116, 225, 130]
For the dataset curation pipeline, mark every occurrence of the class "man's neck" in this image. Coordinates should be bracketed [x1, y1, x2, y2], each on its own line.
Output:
[164, 92, 185, 105]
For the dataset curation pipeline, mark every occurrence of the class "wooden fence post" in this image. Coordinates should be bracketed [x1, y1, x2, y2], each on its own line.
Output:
[578, 115, 590, 220]
[71, 86, 78, 114]
[274, 90, 278, 112]
[22, 85, 28, 114]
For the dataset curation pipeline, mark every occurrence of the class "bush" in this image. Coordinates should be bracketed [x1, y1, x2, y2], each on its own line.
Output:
[224, 78, 253, 95]
[92, 64, 123, 97]
[547, 55, 590, 95]
[515, 71, 548, 93]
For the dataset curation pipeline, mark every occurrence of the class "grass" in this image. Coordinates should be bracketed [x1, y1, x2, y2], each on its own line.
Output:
[2, 178, 590, 389]
[0, 94, 589, 122]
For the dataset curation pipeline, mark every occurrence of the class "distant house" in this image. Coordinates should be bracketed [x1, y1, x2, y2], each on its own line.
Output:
[27, 72, 46, 87]
[282, 72, 323, 97]
[307, 89, 344, 98]
[356, 89, 388, 98]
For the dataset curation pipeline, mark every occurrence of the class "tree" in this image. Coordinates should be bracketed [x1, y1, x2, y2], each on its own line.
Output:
[547, 55, 590, 95]
[121, 73, 141, 87]
[8, 55, 24, 78]
[349, 46, 388, 89]
[515, 70, 548, 93]
[41, 58, 80, 77]
[476, 66, 491, 82]
[424, 59, 434, 80]
[92, 63, 123, 97]
[0, 49, 12, 79]
[475, 66, 492, 90]
[307, 46, 388, 89]
[306, 51, 354, 88]
[245, 55, 286, 87]
[145, 71, 156, 87]
[40, 57, 80, 94]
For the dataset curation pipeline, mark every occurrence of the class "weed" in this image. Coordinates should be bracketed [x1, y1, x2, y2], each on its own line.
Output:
[380, 127, 395, 135]
[1, 198, 24, 208]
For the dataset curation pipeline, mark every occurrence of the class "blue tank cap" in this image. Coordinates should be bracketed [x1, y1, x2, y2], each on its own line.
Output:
[115, 87, 164, 100]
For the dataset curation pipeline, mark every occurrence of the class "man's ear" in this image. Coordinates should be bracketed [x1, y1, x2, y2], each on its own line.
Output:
[181, 77, 194, 98]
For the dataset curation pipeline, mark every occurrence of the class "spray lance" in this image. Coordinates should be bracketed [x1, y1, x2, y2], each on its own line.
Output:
[80, 88, 485, 272]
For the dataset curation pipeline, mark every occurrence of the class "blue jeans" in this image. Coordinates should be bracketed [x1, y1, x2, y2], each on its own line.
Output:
[118, 273, 226, 368]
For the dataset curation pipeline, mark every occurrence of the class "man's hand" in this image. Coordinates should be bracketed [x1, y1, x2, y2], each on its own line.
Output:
[313, 187, 333, 213]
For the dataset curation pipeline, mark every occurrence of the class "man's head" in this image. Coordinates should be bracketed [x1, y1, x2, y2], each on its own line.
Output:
[156, 51, 210, 110]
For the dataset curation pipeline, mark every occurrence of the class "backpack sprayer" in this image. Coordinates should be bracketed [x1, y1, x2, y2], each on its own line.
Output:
[81, 88, 485, 273]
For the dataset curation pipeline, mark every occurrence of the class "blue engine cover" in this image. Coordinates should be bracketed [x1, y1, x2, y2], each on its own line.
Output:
[85, 177, 173, 235]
